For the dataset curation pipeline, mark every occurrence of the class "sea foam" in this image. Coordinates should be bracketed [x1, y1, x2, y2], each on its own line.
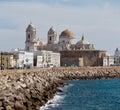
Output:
[40, 94, 65, 110]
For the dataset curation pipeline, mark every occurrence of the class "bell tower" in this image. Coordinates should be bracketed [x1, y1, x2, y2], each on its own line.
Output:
[47, 26, 57, 44]
[25, 23, 37, 51]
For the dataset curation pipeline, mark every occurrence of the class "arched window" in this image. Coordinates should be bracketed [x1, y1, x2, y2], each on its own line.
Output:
[49, 37, 51, 41]
[28, 34, 30, 39]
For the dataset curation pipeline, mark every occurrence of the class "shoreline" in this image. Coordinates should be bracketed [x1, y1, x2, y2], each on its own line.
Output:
[1, 66, 120, 109]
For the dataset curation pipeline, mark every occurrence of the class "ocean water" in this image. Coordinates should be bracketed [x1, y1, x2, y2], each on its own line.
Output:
[40, 78, 120, 110]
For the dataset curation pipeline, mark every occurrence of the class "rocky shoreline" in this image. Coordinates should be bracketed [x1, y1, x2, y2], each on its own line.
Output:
[1, 66, 120, 109]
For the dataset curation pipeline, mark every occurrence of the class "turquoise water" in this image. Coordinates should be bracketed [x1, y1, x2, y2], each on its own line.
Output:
[41, 79, 120, 110]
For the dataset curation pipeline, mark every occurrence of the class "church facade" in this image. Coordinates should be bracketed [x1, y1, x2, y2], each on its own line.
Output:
[47, 26, 95, 51]
[25, 23, 95, 52]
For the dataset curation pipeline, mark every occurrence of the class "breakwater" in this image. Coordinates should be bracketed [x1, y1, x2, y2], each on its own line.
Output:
[1, 66, 120, 110]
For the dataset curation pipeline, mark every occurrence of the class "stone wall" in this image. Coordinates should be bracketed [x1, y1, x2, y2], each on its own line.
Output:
[60, 50, 106, 66]
[61, 57, 83, 67]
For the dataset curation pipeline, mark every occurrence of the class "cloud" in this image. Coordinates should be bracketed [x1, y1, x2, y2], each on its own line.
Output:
[0, 1, 120, 54]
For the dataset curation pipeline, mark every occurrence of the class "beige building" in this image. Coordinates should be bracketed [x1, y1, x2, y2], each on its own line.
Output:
[0, 52, 15, 69]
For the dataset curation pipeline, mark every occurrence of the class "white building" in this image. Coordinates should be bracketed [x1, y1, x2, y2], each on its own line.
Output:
[41, 50, 60, 67]
[103, 56, 114, 66]
[36, 55, 43, 67]
[33, 50, 60, 67]
[50, 52, 60, 67]
[11, 50, 34, 68]
[33, 51, 43, 67]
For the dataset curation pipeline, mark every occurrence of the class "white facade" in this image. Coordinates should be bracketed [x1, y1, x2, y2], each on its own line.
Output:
[12, 50, 33, 68]
[50, 52, 60, 67]
[41, 50, 60, 67]
[37, 56, 43, 67]
[24, 51, 34, 68]
[10, 55, 16, 68]
[103, 56, 114, 66]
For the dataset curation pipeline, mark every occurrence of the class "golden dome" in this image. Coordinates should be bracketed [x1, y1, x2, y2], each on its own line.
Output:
[60, 29, 75, 39]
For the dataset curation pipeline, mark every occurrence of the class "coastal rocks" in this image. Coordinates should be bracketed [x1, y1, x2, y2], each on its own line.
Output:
[0, 67, 120, 109]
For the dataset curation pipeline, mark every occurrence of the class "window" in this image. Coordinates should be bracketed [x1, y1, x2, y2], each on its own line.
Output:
[27, 47, 29, 51]
[28, 34, 30, 39]
[49, 37, 51, 41]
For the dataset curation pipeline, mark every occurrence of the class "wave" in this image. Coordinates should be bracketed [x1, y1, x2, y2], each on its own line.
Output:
[40, 82, 73, 110]
[40, 94, 65, 110]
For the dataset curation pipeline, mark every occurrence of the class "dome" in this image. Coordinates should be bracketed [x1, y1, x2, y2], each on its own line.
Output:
[48, 26, 56, 34]
[59, 29, 75, 39]
[76, 36, 90, 45]
[26, 23, 36, 32]
[37, 40, 43, 46]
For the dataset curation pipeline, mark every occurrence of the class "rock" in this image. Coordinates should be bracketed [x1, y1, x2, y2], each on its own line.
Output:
[0, 67, 120, 109]
[0, 101, 2, 106]
[57, 88, 63, 92]
[15, 101, 26, 110]
[6, 105, 12, 110]
[20, 83, 27, 88]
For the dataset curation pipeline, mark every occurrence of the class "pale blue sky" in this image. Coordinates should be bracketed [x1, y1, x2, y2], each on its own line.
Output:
[0, 0, 120, 55]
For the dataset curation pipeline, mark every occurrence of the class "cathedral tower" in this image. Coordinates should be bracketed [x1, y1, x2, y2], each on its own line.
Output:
[47, 26, 57, 44]
[25, 23, 37, 51]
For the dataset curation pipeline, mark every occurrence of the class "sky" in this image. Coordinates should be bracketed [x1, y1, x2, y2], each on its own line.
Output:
[0, 0, 120, 55]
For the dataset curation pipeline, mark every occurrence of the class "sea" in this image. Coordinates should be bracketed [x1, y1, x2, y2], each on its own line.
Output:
[40, 78, 120, 110]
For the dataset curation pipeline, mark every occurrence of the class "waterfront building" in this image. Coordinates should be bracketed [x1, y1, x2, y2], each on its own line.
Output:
[33, 50, 60, 67]
[11, 50, 34, 68]
[103, 56, 115, 66]
[36, 55, 43, 67]
[41, 50, 60, 67]
[33, 51, 43, 67]
[0, 52, 15, 69]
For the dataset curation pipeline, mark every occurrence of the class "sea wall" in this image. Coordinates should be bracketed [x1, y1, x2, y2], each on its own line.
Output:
[1, 66, 120, 109]
[60, 50, 106, 66]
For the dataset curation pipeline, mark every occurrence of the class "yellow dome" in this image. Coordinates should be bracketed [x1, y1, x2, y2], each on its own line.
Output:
[60, 29, 75, 39]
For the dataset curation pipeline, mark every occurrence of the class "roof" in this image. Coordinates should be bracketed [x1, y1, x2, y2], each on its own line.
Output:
[59, 29, 75, 39]
[76, 36, 90, 45]
[48, 26, 56, 34]
[26, 23, 36, 32]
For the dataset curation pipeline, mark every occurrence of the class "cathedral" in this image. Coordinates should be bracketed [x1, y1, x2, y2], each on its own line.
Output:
[25, 23, 95, 52]
[25, 23, 106, 67]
